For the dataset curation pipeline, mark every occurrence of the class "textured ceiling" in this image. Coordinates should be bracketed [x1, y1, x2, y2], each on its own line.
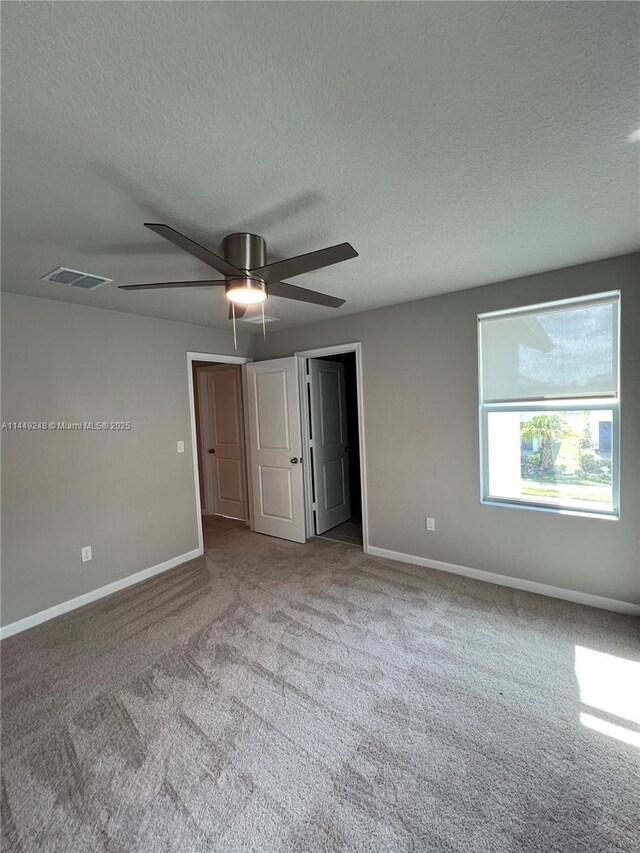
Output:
[2, 2, 638, 332]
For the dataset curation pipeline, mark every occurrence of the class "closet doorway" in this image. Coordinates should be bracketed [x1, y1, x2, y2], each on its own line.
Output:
[296, 343, 368, 550]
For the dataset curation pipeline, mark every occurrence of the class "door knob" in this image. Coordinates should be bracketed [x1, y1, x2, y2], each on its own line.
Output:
[290, 457, 299, 464]
[208, 448, 215, 454]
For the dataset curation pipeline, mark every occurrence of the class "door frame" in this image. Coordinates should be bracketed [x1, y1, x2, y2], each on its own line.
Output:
[187, 351, 252, 555]
[295, 343, 369, 551]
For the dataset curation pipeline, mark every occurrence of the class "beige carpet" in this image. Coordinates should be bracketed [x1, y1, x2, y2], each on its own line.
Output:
[1, 516, 638, 852]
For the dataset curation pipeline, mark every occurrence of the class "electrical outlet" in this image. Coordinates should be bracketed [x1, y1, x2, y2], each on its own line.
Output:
[425, 517, 435, 532]
[177, 440, 185, 453]
[81, 546, 92, 562]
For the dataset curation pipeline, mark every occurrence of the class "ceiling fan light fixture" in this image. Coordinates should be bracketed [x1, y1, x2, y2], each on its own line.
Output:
[225, 277, 267, 305]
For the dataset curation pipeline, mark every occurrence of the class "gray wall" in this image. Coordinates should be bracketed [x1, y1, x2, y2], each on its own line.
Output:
[1, 293, 253, 625]
[2, 254, 638, 626]
[255, 253, 640, 605]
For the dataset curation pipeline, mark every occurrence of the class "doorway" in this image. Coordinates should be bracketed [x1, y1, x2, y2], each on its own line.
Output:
[193, 360, 249, 521]
[297, 343, 368, 550]
[188, 347, 368, 552]
[187, 352, 252, 555]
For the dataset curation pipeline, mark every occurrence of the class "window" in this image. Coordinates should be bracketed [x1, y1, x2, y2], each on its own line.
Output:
[478, 291, 620, 517]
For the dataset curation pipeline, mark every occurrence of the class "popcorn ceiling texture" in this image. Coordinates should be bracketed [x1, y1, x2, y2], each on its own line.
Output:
[2, 2, 638, 331]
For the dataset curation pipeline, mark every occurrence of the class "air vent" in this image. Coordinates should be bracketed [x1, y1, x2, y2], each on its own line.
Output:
[41, 267, 112, 290]
[240, 314, 280, 324]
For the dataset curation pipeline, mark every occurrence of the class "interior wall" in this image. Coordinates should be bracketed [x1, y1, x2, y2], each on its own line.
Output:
[255, 252, 640, 605]
[1, 293, 253, 626]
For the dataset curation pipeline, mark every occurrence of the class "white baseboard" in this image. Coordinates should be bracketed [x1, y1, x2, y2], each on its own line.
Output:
[0, 548, 203, 640]
[3, 543, 636, 640]
[366, 546, 640, 616]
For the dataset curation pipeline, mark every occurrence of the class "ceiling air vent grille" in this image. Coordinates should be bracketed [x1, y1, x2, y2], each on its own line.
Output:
[41, 267, 112, 290]
[240, 314, 280, 325]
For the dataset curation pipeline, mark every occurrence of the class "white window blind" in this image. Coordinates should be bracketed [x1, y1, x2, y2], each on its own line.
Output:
[479, 293, 619, 403]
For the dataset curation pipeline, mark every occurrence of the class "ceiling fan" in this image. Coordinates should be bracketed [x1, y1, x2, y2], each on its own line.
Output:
[119, 224, 358, 321]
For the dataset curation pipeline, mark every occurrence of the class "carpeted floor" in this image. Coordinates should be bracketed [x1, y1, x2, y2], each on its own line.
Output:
[1, 516, 638, 852]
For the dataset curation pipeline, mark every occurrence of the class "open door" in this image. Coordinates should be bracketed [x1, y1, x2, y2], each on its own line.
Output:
[246, 358, 306, 543]
[202, 365, 247, 520]
[308, 358, 351, 534]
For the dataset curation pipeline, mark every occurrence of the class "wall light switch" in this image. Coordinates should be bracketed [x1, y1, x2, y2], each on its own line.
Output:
[81, 546, 92, 562]
[426, 517, 435, 532]
[177, 441, 185, 453]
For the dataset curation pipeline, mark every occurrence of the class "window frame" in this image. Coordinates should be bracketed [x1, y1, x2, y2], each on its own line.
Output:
[477, 291, 621, 520]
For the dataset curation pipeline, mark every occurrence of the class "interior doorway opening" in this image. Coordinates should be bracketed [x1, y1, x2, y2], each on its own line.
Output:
[297, 344, 368, 551]
[192, 360, 249, 523]
[187, 352, 252, 556]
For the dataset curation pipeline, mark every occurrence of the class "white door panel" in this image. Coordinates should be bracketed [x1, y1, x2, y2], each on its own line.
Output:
[259, 466, 294, 519]
[216, 458, 243, 503]
[246, 358, 306, 543]
[323, 458, 347, 509]
[254, 370, 291, 449]
[309, 359, 351, 534]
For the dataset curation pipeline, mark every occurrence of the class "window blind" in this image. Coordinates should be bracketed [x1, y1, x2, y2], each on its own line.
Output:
[479, 293, 619, 403]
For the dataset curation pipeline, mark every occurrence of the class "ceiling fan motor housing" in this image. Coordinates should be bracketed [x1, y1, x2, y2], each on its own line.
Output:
[223, 232, 267, 301]
[223, 232, 265, 273]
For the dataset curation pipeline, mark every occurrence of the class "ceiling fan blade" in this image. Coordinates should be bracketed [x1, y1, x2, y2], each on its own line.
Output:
[250, 242, 357, 284]
[228, 303, 248, 319]
[268, 281, 345, 308]
[119, 280, 226, 290]
[144, 223, 243, 277]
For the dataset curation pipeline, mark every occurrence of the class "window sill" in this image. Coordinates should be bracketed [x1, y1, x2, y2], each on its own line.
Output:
[481, 497, 619, 521]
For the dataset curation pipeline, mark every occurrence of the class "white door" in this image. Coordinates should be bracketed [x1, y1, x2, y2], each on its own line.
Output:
[309, 358, 351, 534]
[204, 365, 247, 520]
[246, 358, 306, 543]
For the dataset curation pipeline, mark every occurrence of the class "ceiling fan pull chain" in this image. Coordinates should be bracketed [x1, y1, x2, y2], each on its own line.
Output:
[232, 303, 237, 350]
